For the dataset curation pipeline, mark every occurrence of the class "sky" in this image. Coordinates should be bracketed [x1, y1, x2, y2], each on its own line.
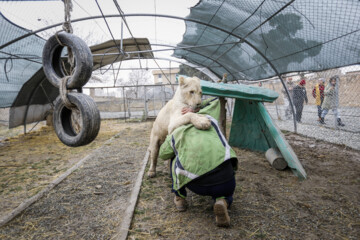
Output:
[0, 0, 199, 85]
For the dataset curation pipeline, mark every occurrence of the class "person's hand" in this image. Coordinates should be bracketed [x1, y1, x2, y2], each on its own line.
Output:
[181, 107, 199, 115]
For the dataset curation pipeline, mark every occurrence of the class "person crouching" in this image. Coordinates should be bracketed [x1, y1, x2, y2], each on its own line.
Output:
[158, 98, 238, 227]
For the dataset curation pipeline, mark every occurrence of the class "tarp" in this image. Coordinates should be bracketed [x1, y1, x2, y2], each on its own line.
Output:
[174, 0, 360, 81]
[7, 35, 153, 128]
[92, 38, 153, 70]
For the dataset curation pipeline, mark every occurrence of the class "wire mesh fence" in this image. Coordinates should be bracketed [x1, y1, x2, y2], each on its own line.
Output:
[83, 83, 236, 121]
[83, 67, 360, 150]
[83, 84, 178, 121]
[247, 67, 360, 150]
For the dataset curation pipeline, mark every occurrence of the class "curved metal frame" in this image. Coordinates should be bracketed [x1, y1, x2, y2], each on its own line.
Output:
[0, 13, 297, 131]
[116, 56, 220, 82]
[152, 43, 235, 80]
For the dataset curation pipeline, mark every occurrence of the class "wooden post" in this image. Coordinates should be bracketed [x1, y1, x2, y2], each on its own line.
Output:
[219, 97, 227, 138]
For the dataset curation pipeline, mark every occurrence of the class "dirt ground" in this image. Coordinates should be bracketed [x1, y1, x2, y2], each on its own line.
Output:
[129, 130, 360, 239]
[0, 120, 359, 239]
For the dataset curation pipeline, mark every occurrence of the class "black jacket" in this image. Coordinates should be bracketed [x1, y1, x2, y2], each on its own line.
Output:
[293, 85, 308, 105]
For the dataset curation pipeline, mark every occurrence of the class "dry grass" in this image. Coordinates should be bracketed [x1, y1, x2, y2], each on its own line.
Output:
[0, 120, 152, 240]
[0, 119, 135, 219]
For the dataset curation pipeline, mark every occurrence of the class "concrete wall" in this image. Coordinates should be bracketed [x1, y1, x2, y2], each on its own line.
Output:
[152, 68, 180, 84]
[0, 108, 9, 126]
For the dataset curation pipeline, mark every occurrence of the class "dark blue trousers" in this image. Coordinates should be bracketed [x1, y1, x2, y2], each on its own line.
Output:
[171, 164, 236, 207]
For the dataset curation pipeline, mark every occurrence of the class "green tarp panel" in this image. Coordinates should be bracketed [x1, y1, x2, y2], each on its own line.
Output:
[229, 99, 278, 152]
[200, 80, 306, 179]
[201, 80, 278, 102]
[229, 99, 306, 180]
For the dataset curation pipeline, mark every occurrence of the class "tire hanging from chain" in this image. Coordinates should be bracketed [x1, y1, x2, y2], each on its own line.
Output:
[42, 0, 100, 147]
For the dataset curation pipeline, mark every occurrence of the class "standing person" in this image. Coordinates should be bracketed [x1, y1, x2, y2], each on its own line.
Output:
[293, 79, 308, 123]
[282, 77, 294, 119]
[312, 78, 325, 122]
[320, 76, 345, 126]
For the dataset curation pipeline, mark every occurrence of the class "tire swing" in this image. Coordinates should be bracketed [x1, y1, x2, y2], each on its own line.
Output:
[42, 28, 100, 147]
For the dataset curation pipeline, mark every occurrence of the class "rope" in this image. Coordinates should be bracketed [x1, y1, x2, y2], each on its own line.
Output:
[63, 0, 73, 33]
[55, 0, 75, 69]
[60, 76, 75, 109]
[59, 76, 82, 131]
[54, 30, 75, 75]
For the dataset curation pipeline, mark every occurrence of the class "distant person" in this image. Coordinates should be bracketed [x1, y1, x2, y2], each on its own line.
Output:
[217, 73, 228, 83]
[320, 76, 345, 126]
[222, 73, 228, 83]
[312, 78, 325, 122]
[281, 77, 294, 119]
[258, 82, 263, 87]
[293, 79, 308, 123]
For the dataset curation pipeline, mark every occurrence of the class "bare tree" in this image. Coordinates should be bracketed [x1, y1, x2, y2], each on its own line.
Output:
[124, 69, 152, 98]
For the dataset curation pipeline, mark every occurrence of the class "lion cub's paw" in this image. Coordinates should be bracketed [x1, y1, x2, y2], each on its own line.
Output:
[147, 170, 156, 178]
[193, 116, 211, 130]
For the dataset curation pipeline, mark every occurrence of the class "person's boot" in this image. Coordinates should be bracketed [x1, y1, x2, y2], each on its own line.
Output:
[214, 198, 230, 227]
[319, 117, 325, 124]
[174, 196, 187, 212]
[337, 118, 345, 127]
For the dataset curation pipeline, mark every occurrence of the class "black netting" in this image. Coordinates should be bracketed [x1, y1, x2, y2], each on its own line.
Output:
[174, 0, 360, 81]
[0, 12, 45, 108]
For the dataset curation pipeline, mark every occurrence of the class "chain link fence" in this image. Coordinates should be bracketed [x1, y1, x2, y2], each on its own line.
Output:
[248, 68, 360, 150]
[83, 84, 178, 121]
[84, 83, 236, 120]
[83, 68, 360, 150]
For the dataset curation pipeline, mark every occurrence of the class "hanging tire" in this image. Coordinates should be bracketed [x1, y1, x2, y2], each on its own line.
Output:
[53, 92, 100, 147]
[42, 32, 93, 89]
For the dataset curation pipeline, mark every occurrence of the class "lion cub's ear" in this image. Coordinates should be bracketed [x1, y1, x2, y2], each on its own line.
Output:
[179, 76, 186, 86]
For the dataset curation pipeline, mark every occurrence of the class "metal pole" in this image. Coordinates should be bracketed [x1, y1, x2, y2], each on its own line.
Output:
[271, 82, 280, 119]
[144, 86, 148, 120]
[279, 75, 297, 132]
[169, 61, 171, 84]
[120, 20, 124, 51]
[23, 79, 46, 134]
[122, 86, 126, 120]
[161, 85, 165, 107]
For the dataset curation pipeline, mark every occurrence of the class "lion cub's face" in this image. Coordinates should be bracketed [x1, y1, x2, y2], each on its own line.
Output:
[178, 76, 203, 110]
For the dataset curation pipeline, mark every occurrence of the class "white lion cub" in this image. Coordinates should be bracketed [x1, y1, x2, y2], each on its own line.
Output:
[147, 76, 211, 177]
